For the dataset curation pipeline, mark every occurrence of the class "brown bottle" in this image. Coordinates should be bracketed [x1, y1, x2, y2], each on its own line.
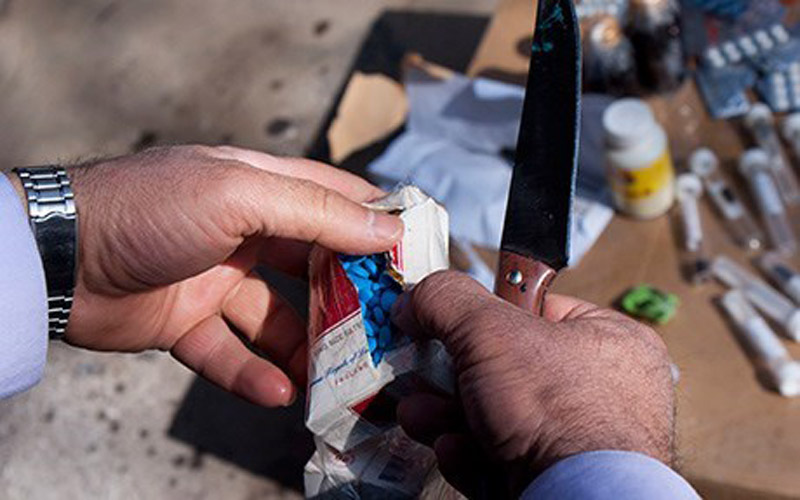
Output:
[584, 15, 638, 95]
[627, 0, 686, 93]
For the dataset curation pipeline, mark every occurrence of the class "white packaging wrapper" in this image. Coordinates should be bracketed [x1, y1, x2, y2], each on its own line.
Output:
[304, 186, 454, 499]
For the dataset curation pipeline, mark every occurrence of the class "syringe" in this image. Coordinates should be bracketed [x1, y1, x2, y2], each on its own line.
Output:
[783, 113, 800, 166]
[745, 104, 800, 206]
[690, 148, 763, 251]
[739, 149, 797, 254]
[676, 173, 711, 282]
[719, 289, 800, 397]
[758, 252, 800, 304]
[711, 255, 800, 341]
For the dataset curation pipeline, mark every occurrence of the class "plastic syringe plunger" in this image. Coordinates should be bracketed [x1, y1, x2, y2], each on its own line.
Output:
[676, 173, 704, 252]
[689, 148, 718, 178]
[711, 255, 800, 341]
[720, 290, 800, 397]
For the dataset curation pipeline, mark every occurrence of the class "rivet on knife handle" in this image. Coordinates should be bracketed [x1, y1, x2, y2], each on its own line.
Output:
[495, 251, 557, 315]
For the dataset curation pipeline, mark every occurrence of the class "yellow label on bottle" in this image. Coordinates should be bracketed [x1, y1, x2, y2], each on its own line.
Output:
[612, 149, 674, 201]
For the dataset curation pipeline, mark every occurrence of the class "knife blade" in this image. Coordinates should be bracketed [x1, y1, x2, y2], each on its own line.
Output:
[494, 0, 582, 315]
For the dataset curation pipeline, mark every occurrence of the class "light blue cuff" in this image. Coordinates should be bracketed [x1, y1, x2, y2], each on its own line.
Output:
[521, 451, 700, 500]
[0, 173, 48, 398]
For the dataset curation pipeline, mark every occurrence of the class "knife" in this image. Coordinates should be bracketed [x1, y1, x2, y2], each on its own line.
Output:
[495, 0, 582, 315]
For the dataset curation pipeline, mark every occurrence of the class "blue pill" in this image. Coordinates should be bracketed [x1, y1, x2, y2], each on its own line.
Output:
[373, 307, 385, 324]
[380, 290, 398, 310]
[378, 325, 392, 348]
[358, 288, 373, 303]
[368, 336, 377, 352]
[371, 282, 382, 293]
[364, 320, 374, 335]
[352, 275, 372, 289]
[364, 259, 379, 276]
[350, 265, 370, 279]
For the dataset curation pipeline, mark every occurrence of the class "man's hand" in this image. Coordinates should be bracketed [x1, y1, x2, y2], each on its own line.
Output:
[392, 271, 675, 497]
[61, 145, 402, 407]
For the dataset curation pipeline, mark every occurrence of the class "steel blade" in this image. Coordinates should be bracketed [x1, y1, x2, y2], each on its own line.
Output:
[500, 0, 581, 271]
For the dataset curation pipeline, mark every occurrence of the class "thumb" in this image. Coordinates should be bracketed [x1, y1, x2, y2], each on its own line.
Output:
[392, 270, 510, 356]
[227, 167, 403, 255]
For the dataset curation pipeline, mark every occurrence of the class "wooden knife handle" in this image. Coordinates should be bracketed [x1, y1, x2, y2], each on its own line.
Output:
[495, 251, 557, 316]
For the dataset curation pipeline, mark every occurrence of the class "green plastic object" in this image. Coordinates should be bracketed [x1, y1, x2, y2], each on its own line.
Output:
[620, 285, 679, 325]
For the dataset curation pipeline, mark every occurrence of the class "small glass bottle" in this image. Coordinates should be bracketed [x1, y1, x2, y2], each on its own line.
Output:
[603, 98, 676, 218]
[584, 15, 638, 95]
[627, 0, 687, 93]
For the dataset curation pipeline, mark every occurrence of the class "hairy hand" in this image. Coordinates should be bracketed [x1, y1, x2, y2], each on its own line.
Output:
[65, 145, 402, 406]
[393, 271, 675, 497]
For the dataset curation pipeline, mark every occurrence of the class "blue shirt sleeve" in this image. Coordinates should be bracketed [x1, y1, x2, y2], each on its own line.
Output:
[0, 173, 48, 398]
[521, 451, 700, 500]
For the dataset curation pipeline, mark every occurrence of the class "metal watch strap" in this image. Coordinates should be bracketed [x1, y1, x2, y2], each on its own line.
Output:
[14, 166, 77, 339]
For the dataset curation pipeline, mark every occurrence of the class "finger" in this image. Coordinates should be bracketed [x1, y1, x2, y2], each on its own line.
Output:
[397, 393, 463, 447]
[542, 293, 610, 322]
[221, 271, 307, 383]
[433, 433, 486, 498]
[210, 146, 384, 202]
[256, 237, 312, 278]
[170, 315, 296, 407]
[225, 167, 403, 255]
[391, 270, 506, 351]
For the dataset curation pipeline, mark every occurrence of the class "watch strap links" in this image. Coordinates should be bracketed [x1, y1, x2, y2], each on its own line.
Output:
[14, 166, 77, 340]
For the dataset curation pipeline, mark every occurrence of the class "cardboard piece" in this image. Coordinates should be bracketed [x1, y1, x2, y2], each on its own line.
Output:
[327, 73, 408, 164]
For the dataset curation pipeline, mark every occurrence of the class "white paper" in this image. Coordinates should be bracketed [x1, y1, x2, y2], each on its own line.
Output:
[368, 69, 614, 270]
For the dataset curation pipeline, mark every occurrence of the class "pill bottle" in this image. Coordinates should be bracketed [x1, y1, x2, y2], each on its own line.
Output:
[603, 98, 675, 218]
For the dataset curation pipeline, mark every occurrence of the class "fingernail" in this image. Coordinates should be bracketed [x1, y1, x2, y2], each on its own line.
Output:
[369, 211, 404, 241]
[284, 386, 298, 407]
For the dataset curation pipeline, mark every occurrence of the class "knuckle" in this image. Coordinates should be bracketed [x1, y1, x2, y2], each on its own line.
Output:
[411, 270, 494, 333]
[174, 144, 216, 158]
[612, 320, 672, 372]
[211, 145, 240, 157]
[411, 271, 468, 310]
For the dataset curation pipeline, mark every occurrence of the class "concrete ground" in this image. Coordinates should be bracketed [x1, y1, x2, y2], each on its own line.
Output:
[0, 1, 496, 499]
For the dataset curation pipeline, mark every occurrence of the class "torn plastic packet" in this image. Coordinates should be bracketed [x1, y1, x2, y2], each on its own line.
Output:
[304, 185, 453, 499]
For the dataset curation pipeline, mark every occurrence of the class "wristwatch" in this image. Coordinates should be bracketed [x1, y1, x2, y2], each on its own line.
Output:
[13, 166, 78, 340]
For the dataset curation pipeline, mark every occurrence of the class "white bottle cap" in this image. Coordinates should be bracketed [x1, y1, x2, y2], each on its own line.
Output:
[676, 173, 703, 200]
[745, 103, 773, 129]
[783, 113, 800, 142]
[774, 360, 800, 397]
[689, 148, 718, 179]
[603, 98, 657, 149]
[739, 148, 770, 176]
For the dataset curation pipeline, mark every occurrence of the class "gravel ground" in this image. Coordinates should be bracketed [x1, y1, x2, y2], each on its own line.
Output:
[0, 1, 496, 499]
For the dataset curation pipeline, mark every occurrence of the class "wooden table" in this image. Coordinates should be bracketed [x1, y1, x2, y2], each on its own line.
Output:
[469, 1, 800, 498]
